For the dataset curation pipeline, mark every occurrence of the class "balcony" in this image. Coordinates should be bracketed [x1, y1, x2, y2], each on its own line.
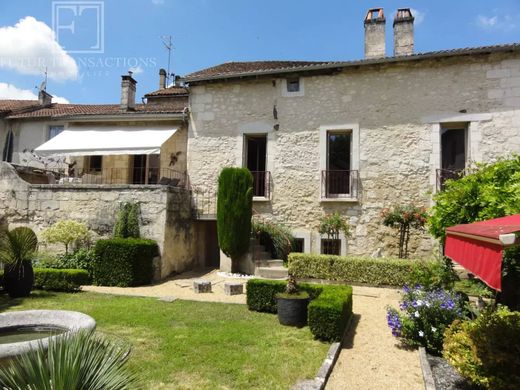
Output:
[13, 164, 187, 188]
[251, 171, 271, 199]
[436, 169, 464, 192]
[321, 170, 358, 200]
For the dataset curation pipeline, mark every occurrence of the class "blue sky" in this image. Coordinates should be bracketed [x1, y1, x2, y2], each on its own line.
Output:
[0, 0, 519, 104]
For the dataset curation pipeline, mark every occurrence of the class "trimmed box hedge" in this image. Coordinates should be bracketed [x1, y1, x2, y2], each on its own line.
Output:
[288, 253, 435, 287]
[0, 268, 89, 292]
[33, 268, 89, 292]
[93, 238, 158, 287]
[246, 279, 353, 341]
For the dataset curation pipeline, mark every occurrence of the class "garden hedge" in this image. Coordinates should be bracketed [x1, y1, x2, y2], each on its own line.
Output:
[93, 238, 158, 287]
[288, 253, 436, 287]
[33, 268, 89, 292]
[0, 268, 89, 292]
[246, 279, 353, 341]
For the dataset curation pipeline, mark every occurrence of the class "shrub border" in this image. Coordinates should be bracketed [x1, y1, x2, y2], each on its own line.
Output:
[246, 279, 353, 342]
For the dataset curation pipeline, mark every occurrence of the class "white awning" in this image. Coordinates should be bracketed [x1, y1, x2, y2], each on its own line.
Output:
[34, 126, 177, 156]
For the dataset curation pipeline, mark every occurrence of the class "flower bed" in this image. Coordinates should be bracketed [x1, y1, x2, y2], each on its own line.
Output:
[387, 285, 467, 355]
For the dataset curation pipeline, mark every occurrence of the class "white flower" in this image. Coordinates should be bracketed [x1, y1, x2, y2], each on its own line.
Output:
[431, 326, 437, 333]
[414, 311, 420, 318]
[419, 331, 424, 337]
[416, 300, 424, 306]
[425, 301, 431, 308]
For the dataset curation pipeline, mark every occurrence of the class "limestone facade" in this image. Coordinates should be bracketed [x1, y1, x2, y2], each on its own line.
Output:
[187, 51, 520, 258]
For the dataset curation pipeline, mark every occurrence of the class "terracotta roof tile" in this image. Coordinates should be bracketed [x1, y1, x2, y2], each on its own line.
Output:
[183, 43, 520, 82]
[144, 86, 189, 97]
[0, 100, 40, 114]
[184, 60, 336, 80]
[5, 98, 188, 119]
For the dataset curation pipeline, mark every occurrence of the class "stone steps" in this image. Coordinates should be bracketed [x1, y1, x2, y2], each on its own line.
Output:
[255, 266, 288, 279]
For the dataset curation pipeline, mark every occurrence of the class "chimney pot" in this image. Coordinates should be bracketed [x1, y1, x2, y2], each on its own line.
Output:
[38, 90, 52, 106]
[364, 8, 386, 59]
[120, 73, 137, 111]
[159, 68, 167, 89]
[393, 8, 414, 56]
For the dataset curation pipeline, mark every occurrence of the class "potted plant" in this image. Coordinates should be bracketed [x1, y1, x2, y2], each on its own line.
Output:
[0, 227, 38, 298]
[276, 275, 309, 327]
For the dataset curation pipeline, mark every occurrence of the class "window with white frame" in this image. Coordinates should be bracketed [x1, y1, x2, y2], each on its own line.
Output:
[48, 125, 64, 140]
[319, 124, 360, 200]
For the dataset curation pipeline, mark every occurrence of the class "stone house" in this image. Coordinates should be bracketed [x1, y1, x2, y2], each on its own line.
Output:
[0, 72, 218, 278]
[183, 8, 520, 261]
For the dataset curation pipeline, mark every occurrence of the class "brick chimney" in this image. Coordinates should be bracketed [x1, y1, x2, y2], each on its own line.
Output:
[120, 71, 137, 111]
[393, 8, 414, 56]
[38, 89, 52, 106]
[364, 8, 386, 59]
[159, 68, 167, 89]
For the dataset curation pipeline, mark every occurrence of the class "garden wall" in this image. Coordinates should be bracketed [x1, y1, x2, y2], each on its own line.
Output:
[0, 162, 197, 279]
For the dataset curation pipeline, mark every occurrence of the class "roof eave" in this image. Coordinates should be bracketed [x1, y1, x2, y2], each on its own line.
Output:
[183, 43, 520, 84]
[7, 112, 186, 121]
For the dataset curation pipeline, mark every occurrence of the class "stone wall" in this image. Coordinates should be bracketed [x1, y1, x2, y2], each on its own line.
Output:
[187, 51, 520, 259]
[0, 162, 196, 279]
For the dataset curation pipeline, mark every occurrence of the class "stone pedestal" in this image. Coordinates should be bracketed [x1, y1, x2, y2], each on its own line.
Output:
[224, 282, 244, 296]
[193, 279, 212, 293]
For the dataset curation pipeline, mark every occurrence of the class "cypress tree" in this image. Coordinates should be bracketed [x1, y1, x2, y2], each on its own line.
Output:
[217, 167, 253, 273]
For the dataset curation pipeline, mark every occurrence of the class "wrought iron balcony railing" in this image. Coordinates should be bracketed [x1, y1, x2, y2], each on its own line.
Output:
[321, 170, 359, 199]
[436, 168, 464, 192]
[251, 171, 271, 198]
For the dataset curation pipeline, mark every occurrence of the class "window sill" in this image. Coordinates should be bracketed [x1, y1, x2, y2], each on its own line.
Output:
[320, 197, 358, 203]
[253, 196, 270, 202]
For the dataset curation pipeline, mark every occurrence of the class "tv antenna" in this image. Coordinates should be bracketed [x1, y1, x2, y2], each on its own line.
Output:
[37, 67, 48, 92]
[161, 35, 174, 84]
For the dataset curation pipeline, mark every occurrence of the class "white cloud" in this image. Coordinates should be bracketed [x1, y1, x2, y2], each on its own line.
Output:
[0, 82, 69, 103]
[0, 16, 78, 81]
[477, 15, 498, 27]
[477, 14, 519, 31]
[129, 66, 144, 75]
[410, 9, 425, 25]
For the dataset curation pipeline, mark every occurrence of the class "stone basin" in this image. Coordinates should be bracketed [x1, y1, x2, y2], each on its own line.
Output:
[0, 310, 96, 362]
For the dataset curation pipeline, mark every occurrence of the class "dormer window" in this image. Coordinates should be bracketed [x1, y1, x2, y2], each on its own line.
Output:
[286, 78, 300, 93]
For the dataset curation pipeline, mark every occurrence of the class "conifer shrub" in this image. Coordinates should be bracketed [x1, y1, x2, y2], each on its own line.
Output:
[113, 202, 140, 238]
[217, 167, 253, 272]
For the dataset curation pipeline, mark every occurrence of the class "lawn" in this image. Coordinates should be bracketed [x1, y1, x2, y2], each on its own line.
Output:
[0, 291, 329, 389]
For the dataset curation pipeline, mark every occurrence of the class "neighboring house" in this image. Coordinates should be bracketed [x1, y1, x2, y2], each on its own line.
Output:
[184, 8, 520, 260]
[0, 72, 219, 278]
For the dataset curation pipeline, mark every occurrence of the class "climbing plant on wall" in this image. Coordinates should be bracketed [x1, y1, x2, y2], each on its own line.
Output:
[113, 202, 141, 239]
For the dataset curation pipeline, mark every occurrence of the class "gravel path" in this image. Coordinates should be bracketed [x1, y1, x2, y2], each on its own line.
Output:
[327, 286, 424, 390]
[82, 269, 248, 304]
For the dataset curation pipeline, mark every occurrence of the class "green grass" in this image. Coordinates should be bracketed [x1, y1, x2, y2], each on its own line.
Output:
[0, 292, 329, 389]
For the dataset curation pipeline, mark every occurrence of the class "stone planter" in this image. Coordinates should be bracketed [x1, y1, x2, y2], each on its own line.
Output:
[3, 261, 34, 298]
[276, 293, 309, 328]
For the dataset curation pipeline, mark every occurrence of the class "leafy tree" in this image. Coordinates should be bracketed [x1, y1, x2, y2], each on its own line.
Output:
[41, 220, 90, 254]
[429, 155, 520, 308]
[381, 205, 427, 258]
[217, 167, 253, 272]
[318, 212, 350, 241]
[429, 156, 520, 241]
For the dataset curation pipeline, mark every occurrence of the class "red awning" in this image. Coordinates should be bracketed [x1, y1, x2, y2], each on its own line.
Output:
[445, 214, 520, 291]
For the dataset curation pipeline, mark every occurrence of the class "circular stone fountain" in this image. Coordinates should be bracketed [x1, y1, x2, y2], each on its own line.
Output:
[0, 310, 96, 362]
